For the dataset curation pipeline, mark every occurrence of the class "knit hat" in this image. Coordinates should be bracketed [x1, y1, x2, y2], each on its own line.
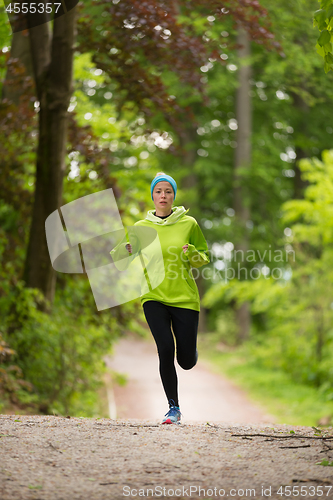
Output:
[151, 173, 177, 201]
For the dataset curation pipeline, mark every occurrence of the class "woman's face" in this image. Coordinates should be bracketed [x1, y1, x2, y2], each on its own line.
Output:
[153, 181, 174, 212]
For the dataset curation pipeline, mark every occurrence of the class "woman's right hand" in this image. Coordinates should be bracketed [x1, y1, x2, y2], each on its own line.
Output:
[125, 243, 132, 253]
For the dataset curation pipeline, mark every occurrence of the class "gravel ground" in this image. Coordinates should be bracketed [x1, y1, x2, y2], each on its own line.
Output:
[1, 414, 333, 500]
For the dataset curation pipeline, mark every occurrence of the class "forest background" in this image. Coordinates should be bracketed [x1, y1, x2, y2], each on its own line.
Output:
[1, 0, 333, 426]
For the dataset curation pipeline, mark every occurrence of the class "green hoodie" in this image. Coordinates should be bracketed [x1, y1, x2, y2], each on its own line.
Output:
[110, 206, 210, 311]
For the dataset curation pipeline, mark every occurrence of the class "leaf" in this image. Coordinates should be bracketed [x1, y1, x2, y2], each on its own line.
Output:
[316, 459, 333, 466]
[324, 61, 332, 72]
[316, 42, 326, 58]
[318, 30, 331, 47]
[290, 430, 295, 434]
[325, 53, 333, 64]
[327, 4, 333, 18]
[321, 0, 333, 10]
[314, 9, 328, 31]
[323, 41, 333, 54]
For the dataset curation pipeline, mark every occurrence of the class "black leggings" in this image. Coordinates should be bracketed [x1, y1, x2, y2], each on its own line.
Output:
[142, 300, 199, 408]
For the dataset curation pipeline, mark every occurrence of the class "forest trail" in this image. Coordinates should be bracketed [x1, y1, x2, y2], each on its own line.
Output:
[1, 414, 332, 500]
[105, 335, 274, 424]
[1, 336, 332, 499]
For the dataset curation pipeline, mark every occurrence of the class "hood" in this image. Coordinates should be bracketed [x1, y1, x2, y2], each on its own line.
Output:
[145, 205, 190, 225]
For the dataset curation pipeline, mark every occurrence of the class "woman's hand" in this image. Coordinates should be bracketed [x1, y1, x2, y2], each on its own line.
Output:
[182, 244, 189, 254]
[125, 243, 132, 253]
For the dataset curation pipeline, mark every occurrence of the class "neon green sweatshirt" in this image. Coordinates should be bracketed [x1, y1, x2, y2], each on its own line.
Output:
[110, 206, 210, 311]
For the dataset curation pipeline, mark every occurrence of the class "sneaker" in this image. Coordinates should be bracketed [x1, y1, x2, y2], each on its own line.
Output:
[162, 399, 182, 425]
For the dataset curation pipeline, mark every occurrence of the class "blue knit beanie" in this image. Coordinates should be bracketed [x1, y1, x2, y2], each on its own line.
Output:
[151, 174, 177, 201]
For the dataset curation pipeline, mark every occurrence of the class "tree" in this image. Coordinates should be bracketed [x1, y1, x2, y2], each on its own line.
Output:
[5, 5, 78, 308]
[233, 25, 252, 342]
[6, 0, 274, 309]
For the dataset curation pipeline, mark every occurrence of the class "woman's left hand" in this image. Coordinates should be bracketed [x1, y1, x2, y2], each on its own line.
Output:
[182, 244, 189, 254]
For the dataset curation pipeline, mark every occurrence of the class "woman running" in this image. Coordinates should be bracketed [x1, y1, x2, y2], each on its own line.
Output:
[111, 172, 210, 424]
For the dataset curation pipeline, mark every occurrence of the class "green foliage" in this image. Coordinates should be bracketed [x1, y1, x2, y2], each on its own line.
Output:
[203, 150, 333, 404]
[0, 1, 11, 50]
[0, 200, 123, 416]
[65, 51, 161, 211]
[314, 1, 333, 72]
[214, 308, 239, 347]
[2, 0, 333, 421]
[199, 333, 333, 426]
[171, 0, 333, 283]
[1, 275, 122, 416]
[0, 331, 33, 413]
[282, 150, 333, 244]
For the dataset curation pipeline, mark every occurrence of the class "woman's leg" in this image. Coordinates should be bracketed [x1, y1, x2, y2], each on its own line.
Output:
[142, 300, 179, 406]
[168, 306, 199, 370]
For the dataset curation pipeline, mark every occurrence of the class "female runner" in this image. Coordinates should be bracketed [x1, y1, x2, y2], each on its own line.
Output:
[112, 172, 210, 424]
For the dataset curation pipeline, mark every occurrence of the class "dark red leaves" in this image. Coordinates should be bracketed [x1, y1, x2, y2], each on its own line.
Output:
[76, 0, 277, 130]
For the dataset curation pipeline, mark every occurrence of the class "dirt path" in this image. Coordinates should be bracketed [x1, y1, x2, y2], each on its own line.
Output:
[1, 337, 332, 499]
[106, 336, 274, 424]
[1, 414, 332, 500]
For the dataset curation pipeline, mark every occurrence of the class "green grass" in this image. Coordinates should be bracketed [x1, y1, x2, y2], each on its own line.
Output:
[198, 333, 333, 427]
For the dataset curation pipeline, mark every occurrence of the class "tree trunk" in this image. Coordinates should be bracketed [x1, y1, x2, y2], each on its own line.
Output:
[233, 26, 252, 343]
[22, 7, 77, 309]
[2, 31, 34, 103]
[315, 306, 325, 364]
[289, 91, 310, 199]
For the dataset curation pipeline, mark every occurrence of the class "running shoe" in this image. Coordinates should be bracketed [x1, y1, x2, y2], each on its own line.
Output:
[162, 399, 181, 425]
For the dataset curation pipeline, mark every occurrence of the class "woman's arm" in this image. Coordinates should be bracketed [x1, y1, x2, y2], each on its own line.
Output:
[183, 221, 210, 268]
[110, 231, 138, 271]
